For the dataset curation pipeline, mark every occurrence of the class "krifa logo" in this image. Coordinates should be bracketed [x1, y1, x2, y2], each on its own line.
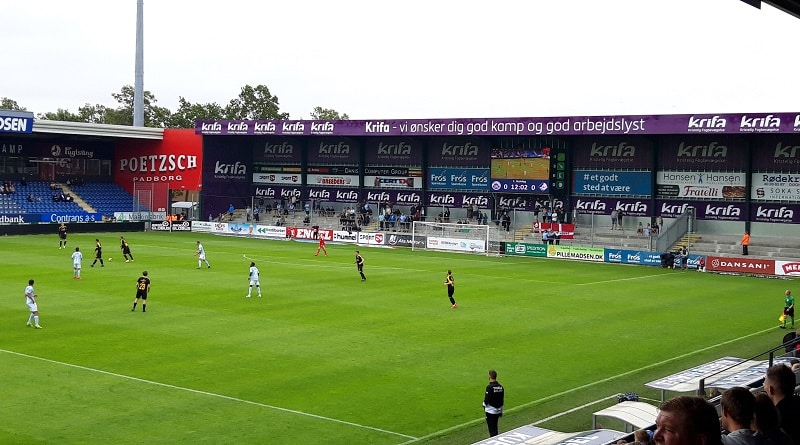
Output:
[214, 161, 246, 175]
[589, 142, 635, 157]
[441, 142, 478, 156]
[254, 122, 276, 133]
[677, 141, 727, 158]
[318, 142, 349, 154]
[227, 122, 248, 132]
[264, 142, 293, 154]
[311, 122, 334, 133]
[687, 115, 726, 130]
[429, 194, 455, 205]
[574, 199, 607, 211]
[200, 122, 222, 132]
[740, 114, 780, 129]
[365, 122, 390, 133]
[377, 142, 411, 155]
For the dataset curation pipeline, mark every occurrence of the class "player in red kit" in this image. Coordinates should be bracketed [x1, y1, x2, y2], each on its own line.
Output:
[315, 236, 328, 256]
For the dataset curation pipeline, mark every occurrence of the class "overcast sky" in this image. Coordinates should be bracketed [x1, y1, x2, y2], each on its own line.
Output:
[2, 0, 799, 120]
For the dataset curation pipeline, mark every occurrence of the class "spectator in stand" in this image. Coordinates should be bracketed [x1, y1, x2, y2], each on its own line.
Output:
[245, 205, 252, 222]
[637, 222, 644, 236]
[678, 247, 689, 270]
[611, 209, 618, 230]
[253, 206, 260, 222]
[653, 396, 722, 445]
[763, 364, 800, 445]
[443, 207, 450, 223]
[617, 210, 624, 230]
[228, 203, 235, 220]
[542, 230, 549, 245]
[719, 387, 762, 445]
[752, 392, 793, 445]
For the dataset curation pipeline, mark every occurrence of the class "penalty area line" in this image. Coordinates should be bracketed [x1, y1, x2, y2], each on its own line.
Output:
[0, 348, 417, 440]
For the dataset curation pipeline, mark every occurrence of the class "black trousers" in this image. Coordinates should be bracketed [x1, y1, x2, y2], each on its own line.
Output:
[742, 245, 748, 255]
[485, 412, 501, 437]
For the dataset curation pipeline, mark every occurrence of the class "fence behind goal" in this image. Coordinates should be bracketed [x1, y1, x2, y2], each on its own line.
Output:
[411, 221, 503, 256]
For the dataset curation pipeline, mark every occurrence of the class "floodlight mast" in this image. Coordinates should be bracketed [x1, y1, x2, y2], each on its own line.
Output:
[133, 0, 144, 127]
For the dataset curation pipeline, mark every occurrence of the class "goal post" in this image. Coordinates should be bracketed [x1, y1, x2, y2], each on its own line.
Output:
[411, 221, 502, 256]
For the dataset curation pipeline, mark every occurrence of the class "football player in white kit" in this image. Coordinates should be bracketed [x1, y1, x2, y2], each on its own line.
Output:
[195, 241, 211, 269]
[71, 246, 83, 279]
[25, 279, 42, 328]
[246, 261, 262, 298]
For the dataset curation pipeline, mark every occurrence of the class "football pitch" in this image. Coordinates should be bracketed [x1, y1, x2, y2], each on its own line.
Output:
[0, 231, 789, 444]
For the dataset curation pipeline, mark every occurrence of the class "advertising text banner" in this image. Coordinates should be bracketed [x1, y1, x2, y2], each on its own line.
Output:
[572, 170, 652, 196]
[656, 171, 746, 200]
[426, 191, 490, 209]
[427, 136, 491, 167]
[363, 189, 424, 206]
[706, 256, 775, 274]
[750, 172, 800, 201]
[428, 167, 490, 191]
[307, 187, 361, 203]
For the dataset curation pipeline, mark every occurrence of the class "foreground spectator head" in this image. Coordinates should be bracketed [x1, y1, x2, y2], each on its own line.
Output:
[764, 364, 795, 403]
[654, 396, 722, 445]
[720, 387, 755, 433]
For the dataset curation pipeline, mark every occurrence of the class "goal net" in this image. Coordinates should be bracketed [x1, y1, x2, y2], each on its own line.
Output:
[411, 221, 502, 256]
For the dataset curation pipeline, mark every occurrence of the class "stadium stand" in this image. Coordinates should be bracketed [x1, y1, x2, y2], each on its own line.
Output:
[69, 182, 151, 218]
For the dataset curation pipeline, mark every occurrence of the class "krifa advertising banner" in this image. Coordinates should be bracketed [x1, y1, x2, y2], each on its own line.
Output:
[201, 137, 252, 216]
[364, 137, 423, 165]
[426, 191, 490, 209]
[427, 136, 491, 167]
[307, 137, 360, 165]
[571, 136, 654, 169]
[656, 200, 747, 221]
[252, 137, 303, 164]
[751, 172, 800, 202]
[749, 203, 800, 224]
[656, 135, 748, 169]
[307, 187, 361, 203]
[656, 171, 746, 200]
[572, 170, 652, 196]
[196, 113, 800, 136]
[363, 189, 424, 206]
[428, 167, 490, 191]
[251, 185, 303, 201]
[751, 135, 800, 171]
[572, 197, 651, 217]
[494, 195, 542, 211]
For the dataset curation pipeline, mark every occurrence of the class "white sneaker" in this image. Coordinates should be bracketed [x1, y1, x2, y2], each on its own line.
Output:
[245, 295, 251, 298]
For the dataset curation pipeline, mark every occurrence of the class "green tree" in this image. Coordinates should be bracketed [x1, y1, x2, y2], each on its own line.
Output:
[309, 106, 349, 120]
[110, 85, 172, 127]
[1, 97, 27, 111]
[77, 103, 110, 123]
[225, 84, 289, 120]
[38, 108, 83, 122]
[168, 97, 226, 128]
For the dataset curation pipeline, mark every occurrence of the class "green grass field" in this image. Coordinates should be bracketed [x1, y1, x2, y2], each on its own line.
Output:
[0, 231, 791, 444]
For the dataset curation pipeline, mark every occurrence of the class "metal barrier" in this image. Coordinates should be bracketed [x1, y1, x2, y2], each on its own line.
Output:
[655, 208, 693, 252]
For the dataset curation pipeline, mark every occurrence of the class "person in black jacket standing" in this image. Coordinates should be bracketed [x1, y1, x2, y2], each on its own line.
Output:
[483, 369, 505, 437]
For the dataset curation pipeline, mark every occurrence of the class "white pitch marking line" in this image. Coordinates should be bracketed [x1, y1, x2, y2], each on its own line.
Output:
[0, 348, 417, 440]
[576, 273, 667, 286]
[401, 326, 777, 443]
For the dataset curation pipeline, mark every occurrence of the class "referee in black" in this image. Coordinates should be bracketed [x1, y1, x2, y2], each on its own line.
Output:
[483, 369, 505, 437]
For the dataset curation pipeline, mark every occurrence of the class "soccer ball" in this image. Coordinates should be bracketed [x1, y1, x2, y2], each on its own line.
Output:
[108, 257, 113, 261]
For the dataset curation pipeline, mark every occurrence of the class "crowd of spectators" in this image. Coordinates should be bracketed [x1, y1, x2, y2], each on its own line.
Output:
[0, 180, 16, 194]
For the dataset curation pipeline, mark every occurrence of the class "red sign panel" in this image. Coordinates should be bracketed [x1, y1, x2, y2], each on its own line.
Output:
[114, 129, 203, 193]
[706, 256, 775, 274]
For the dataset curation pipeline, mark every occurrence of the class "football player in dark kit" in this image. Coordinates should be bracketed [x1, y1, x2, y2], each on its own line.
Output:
[355, 250, 366, 281]
[444, 270, 457, 308]
[57, 223, 67, 249]
[483, 369, 505, 437]
[90, 238, 104, 267]
[131, 271, 150, 312]
[121, 236, 134, 262]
